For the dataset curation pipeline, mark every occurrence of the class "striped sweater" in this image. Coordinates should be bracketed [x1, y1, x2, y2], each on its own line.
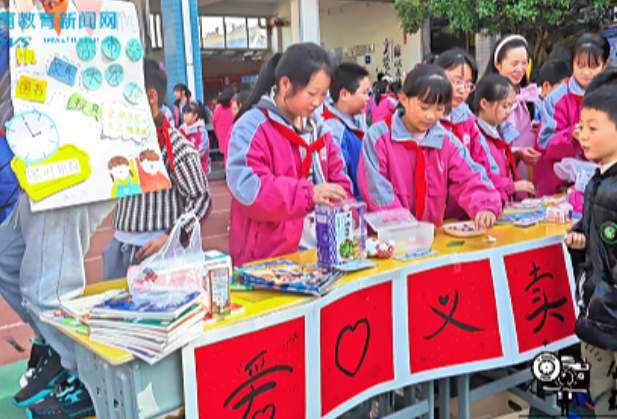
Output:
[112, 112, 213, 236]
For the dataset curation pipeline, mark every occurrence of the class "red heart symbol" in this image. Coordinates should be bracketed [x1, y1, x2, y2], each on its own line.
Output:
[335, 318, 370, 377]
[252, 405, 275, 419]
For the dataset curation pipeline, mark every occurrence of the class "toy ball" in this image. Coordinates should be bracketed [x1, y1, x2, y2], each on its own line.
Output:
[377, 241, 395, 259]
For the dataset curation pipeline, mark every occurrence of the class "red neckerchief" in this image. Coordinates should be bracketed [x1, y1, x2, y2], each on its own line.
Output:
[263, 109, 326, 179]
[566, 77, 584, 105]
[158, 114, 175, 173]
[440, 119, 464, 144]
[385, 115, 426, 220]
[321, 108, 365, 140]
[476, 121, 517, 181]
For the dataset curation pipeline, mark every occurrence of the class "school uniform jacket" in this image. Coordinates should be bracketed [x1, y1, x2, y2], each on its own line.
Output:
[226, 97, 352, 267]
[535, 77, 585, 196]
[357, 110, 502, 226]
[441, 104, 496, 219]
[474, 119, 520, 203]
[321, 100, 367, 199]
[213, 104, 234, 157]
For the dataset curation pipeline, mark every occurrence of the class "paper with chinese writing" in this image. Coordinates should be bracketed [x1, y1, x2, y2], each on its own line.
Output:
[8, 0, 171, 211]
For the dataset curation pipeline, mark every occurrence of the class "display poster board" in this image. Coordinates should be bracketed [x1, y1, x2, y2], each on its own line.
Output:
[7, 0, 171, 211]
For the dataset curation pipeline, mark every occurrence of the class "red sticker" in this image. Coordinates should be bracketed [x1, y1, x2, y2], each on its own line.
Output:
[320, 281, 394, 416]
[194, 318, 306, 419]
[504, 244, 576, 354]
[407, 260, 503, 373]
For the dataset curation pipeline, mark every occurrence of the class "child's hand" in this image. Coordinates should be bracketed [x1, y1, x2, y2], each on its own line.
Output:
[515, 147, 541, 166]
[136, 234, 170, 261]
[572, 124, 582, 142]
[514, 180, 535, 195]
[531, 120, 540, 134]
[474, 210, 497, 230]
[312, 183, 347, 207]
[565, 231, 586, 249]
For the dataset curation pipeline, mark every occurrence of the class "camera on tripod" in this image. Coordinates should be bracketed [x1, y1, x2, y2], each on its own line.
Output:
[532, 353, 590, 396]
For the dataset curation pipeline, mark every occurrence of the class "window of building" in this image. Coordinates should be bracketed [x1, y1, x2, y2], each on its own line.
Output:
[201, 16, 226, 49]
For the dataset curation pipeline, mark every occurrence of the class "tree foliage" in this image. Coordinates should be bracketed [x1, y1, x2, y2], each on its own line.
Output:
[394, 0, 615, 69]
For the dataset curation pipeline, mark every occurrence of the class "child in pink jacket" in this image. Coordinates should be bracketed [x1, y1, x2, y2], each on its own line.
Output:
[357, 65, 502, 229]
[179, 102, 209, 175]
[535, 34, 610, 196]
[471, 74, 536, 202]
[226, 44, 352, 266]
[366, 81, 396, 126]
[429, 49, 494, 219]
[213, 86, 236, 160]
[483, 35, 542, 185]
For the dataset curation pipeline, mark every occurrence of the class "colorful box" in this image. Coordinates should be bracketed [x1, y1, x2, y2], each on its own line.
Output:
[546, 203, 573, 224]
[315, 200, 367, 267]
[202, 250, 232, 316]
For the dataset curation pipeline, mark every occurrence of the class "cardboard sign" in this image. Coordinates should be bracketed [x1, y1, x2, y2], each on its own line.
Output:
[504, 244, 576, 354]
[407, 260, 503, 373]
[8, 0, 170, 212]
[194, 318, 306, 419]
[320, 281, 394, 416]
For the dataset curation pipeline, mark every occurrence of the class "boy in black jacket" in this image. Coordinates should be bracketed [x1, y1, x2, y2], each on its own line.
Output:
[566, 85, 617, 415]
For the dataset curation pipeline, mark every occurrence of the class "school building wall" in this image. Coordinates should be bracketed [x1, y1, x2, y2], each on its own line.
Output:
[273, 1, 423, 82]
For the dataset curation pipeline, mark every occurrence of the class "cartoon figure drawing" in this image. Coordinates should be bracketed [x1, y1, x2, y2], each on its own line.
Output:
[135, 149, 172, 193]
[109, 156, 142, 199]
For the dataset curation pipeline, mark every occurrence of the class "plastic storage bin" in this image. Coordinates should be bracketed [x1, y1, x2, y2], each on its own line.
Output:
[365, 208, 435, 253]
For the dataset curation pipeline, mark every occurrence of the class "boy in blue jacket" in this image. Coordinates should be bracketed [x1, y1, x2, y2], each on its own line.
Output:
[321, 63, 370, 199]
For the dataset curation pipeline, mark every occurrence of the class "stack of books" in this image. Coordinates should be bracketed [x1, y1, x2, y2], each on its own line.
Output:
[88, 291, 206, 365]
[40, 289, 128, 335]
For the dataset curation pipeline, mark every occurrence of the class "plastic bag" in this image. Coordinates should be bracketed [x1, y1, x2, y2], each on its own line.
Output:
[127, 213, 204, 299]
[553, 158, 597, 183]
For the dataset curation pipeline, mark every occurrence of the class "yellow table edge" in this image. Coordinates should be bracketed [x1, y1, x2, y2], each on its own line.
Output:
[65, 222, 572, 366]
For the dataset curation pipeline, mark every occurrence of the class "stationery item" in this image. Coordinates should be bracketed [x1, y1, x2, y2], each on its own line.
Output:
[40, 309, 89, 335]
[90, 290, 202, 321]
[337, 259, 378, 272]
[394, 248, 439, 262]
[60, 289, 128, 324]
[236, 260, 345, 296]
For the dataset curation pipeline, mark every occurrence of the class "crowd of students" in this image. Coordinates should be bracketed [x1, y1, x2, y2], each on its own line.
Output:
[2, 20, 617, 418]
[222, 34, 617, 413]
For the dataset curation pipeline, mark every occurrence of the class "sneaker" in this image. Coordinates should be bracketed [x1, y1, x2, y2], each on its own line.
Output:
[26, 374, 95, 419]
[14, 347, 67, 407]
[20, 337, 49, 388]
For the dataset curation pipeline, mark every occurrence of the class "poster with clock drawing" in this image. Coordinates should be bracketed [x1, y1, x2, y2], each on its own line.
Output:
[7, 0, 171, 211]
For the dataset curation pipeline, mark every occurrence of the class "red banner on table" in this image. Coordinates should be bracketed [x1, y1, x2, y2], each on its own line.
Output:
[407, 260, 503, 373]
[320, 281, 394, 416]
[504, 244, 576, 354]
[194, 318, 306, 419]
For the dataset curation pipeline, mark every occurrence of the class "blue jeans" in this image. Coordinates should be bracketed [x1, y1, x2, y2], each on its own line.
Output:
[0, 194, 115, 371]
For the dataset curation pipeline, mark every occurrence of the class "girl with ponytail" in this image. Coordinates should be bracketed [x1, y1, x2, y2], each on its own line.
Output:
[226, 44, 352, 266]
